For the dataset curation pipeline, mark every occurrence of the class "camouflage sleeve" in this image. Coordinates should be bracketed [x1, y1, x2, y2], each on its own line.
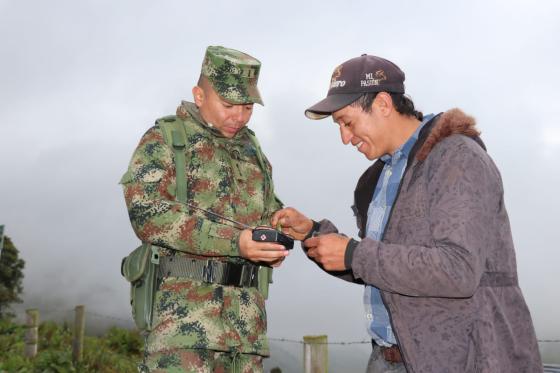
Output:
[120, 126, 240, 257]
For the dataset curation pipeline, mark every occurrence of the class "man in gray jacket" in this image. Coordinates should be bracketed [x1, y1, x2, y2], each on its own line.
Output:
[272, 54, 542, 372]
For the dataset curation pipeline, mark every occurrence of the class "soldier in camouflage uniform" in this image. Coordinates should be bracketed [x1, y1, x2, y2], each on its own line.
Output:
[121, 46, 289, 373]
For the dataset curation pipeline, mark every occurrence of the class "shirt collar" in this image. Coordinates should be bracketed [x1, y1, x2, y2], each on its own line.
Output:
[380, 113, 435, 165]
[178, 100, 250, 142]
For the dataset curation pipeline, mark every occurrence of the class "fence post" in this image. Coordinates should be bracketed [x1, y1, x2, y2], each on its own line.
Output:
[24, 308, 39, 358]
[303, 335, 328, 373]
[72, 305, 86, 363]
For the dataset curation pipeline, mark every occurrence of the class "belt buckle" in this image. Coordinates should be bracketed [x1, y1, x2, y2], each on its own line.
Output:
[202, 260, 215, 283]
[238, 264, 257, 287]
[381, 345, 402, 364]
[247, 265, 258, 287]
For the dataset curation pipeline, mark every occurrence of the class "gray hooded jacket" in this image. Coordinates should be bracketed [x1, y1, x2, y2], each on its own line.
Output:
[315, 109, 542, 372]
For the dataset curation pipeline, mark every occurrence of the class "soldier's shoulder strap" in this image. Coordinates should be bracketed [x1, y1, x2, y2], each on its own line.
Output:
[155, 115, 188, 203]
[245, 128, 270, 181]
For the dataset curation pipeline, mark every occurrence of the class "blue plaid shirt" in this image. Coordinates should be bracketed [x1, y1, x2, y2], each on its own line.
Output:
[363, 114, 434, 346]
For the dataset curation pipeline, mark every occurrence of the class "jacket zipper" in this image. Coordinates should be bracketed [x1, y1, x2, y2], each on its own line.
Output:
[377, 161, 414, 372]
[365, 115, 440, 372]
[373, 148, 427, 372]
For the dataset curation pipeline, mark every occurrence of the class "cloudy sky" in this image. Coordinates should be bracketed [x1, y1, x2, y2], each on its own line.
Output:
[1, 0, 559, 363]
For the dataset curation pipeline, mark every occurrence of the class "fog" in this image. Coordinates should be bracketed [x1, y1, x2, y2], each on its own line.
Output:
[1, 0, 559, 366]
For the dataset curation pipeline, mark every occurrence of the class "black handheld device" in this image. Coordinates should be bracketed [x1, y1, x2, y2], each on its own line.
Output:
[252, 228, 294, 250]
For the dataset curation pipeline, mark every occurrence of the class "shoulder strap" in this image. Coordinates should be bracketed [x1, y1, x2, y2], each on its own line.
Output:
[157, 116, 188, 203]
[245, 129, 275, 206]
[245, 129, 270, 182]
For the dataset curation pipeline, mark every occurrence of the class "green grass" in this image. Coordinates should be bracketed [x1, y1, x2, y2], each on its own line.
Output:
[0, 318, 143, 373]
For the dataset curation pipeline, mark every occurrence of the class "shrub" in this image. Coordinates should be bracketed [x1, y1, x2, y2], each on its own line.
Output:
[0, 236, 25, 318]
[106, 326, 143, 355]
[0, 318, 143, 373]
[34, 350, 76, 373]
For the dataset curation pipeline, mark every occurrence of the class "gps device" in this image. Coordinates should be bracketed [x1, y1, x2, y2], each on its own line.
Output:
[252, 227, 294, 250]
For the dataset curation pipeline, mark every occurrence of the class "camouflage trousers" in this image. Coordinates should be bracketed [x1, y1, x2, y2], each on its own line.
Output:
[141, 348, 264, 373]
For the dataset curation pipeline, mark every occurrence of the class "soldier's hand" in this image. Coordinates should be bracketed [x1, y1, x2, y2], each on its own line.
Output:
[304, 233, 350, 271]
[270, 256, 286, 268]
[271, 207, 314, 241]
[239, 229, 289, 264]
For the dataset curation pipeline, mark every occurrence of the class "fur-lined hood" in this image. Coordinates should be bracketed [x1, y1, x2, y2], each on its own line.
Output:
[416, 108, 482, 161]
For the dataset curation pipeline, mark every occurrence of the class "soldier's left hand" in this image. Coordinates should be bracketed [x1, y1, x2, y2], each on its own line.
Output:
[304, 233, 350, 271]
[239, 229, 289, 264]
[270, 256, 286, 268]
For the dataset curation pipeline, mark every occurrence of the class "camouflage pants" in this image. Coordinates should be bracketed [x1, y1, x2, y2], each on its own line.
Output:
[142, 348, 264, 373]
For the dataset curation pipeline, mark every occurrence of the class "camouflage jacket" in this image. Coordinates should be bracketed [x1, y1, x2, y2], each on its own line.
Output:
[121, 101, 282, 356]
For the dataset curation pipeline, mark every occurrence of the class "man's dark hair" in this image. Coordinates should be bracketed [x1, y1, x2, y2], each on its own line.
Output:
[350, 92, 423, 121]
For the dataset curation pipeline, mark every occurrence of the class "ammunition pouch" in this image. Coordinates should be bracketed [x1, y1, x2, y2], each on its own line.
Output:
[121, 243, 160, 332]
[121, 245, 274, 333]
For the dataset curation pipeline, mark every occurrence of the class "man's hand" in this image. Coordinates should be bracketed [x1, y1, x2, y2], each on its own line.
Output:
[239, 229, 289, 266]
[271, 207, 314, 241]
[304, 233, 350, 271]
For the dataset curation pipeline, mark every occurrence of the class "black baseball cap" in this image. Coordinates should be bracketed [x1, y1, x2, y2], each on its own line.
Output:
[305, 54, 406, 120]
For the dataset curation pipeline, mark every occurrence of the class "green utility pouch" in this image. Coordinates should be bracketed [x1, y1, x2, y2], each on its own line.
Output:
[121, 243, 160, 332]
[258, 266, 273, 300]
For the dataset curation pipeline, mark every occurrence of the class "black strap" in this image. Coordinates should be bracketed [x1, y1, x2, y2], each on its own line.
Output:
[158, 256, 259, 288]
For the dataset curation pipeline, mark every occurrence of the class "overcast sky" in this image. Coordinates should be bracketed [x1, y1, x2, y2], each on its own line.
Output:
[1, 0, 559, 360]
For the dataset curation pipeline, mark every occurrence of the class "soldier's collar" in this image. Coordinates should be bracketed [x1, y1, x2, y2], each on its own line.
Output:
[176, 100, 250, 141]
[177, 100, 205, 124]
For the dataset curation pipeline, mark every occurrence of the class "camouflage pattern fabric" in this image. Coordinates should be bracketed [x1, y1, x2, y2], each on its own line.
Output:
[146, 348, 263, 373]
[121, 101, 282, 358]
[201, 46, 263, 105]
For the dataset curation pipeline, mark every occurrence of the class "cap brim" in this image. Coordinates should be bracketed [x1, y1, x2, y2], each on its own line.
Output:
[247, 84, 264, 106]
[304, 93, 363, 120]
[210, 80, 264, 106]
[224, 85, 263, 105]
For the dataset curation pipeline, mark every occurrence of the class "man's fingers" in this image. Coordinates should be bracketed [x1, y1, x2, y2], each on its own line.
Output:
[249, 244, 288, 259]
[271, 208, 292, 226]
[271, 207, 301, 227]
[256, 243, 287, 251]
[270, 257, 285, 268]
[270, 212, 280, 226]
[255, 251, 289, 263]
[276, 216, 292, 229]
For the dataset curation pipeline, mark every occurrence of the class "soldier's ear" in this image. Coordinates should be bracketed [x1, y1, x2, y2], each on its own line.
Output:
[192, 85, 205, 107]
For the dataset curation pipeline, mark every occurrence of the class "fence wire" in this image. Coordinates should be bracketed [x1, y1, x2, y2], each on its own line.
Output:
[17, 307, 560, 345]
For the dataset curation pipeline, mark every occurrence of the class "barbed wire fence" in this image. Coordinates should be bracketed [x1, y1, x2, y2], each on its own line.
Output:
[16, 306, 560, 345]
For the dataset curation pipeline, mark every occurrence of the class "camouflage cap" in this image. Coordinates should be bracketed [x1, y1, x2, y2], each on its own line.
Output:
[201, 46, 263, 105]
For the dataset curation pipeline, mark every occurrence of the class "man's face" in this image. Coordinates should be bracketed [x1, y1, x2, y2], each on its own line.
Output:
[332, 99, 392, 160]
[194, 82, 254, 138]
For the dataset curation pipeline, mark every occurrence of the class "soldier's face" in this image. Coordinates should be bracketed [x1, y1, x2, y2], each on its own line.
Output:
[194, 84, 254, 138]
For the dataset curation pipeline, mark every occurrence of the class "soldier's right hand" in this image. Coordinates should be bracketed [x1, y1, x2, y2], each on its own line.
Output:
[239, 229, 289, 265]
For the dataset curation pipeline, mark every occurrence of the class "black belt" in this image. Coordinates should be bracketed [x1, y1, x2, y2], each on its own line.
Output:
[158, 255, 260, 288]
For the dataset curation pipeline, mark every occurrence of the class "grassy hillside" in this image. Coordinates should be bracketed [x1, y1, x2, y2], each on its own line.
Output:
[0, 318, 143, 372]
